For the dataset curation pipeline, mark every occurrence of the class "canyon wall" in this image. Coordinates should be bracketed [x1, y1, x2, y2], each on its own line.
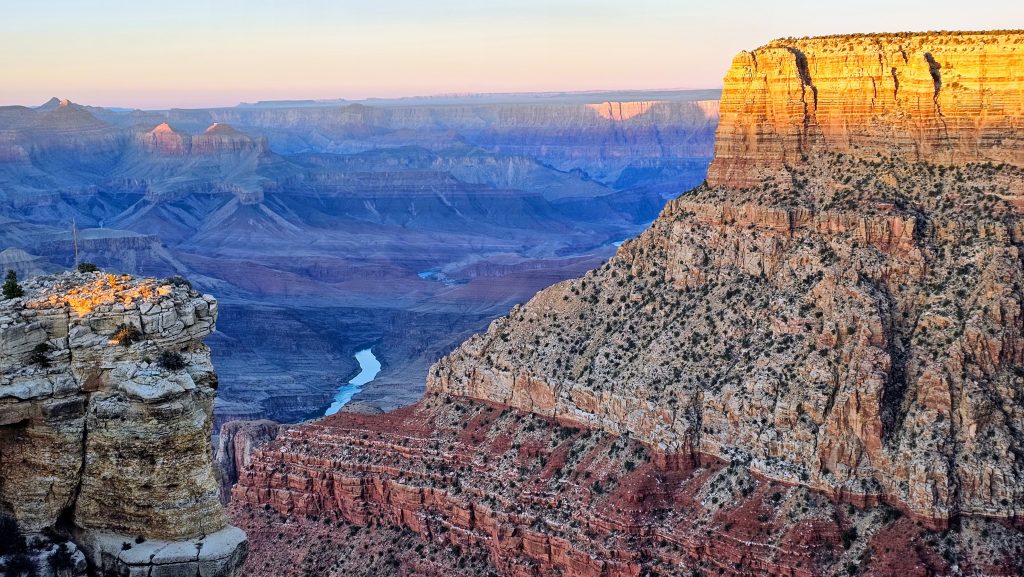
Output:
[707, 31, 1024, 188]
[231, 397, 1024, 577]
[0, 272, 246, 576]
[230, 30, 1024, 577]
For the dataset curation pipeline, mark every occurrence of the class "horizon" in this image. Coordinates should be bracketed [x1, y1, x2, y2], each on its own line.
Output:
[3, 0, 1022, 109]
[14, 87, 722, 112]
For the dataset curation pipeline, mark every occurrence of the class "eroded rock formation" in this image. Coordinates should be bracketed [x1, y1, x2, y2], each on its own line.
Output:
[229, 30, 1024, 576]
[215, 419, 282, 504]
[1, 272, 246, 576]
[707, 31, 1024, 188]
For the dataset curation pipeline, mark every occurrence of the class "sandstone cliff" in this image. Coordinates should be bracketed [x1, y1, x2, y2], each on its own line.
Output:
[229, 30, 1024, 577]
[707, 31, 1024, 188]
[0, 272, 246, 576]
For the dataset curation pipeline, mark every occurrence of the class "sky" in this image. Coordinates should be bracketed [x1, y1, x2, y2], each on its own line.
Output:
[1, 0, 1021, 109]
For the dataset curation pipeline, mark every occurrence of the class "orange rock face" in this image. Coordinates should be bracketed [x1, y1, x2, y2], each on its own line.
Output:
[707, 31, 1024, 188]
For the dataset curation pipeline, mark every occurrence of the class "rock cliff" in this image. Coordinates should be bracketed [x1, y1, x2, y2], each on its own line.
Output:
[707, 31, 1024, 188]
[1, 272, 246, 576]
[231, 398, 1024, 577]
[229, 30, 1024, 577]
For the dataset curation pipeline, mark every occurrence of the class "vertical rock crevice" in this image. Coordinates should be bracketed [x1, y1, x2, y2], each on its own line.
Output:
[783, 46, 819, 153]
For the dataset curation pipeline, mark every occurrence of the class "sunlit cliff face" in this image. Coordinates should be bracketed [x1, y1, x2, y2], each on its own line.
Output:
[27, 274, 169, 317]
[586, 101, 664, 121]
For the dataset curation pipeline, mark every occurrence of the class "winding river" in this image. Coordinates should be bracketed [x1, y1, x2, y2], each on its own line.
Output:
[324, 348, 381, 416]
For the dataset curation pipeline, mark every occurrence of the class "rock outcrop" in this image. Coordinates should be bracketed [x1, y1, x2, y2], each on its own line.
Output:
[228, 29, 1024, 577]
[427, 30, 1024, 531]
[0, 272, 246, 577]
[231, 398, 1024, 577]
[215, 419, 282, 504]
[707, 31, 1024, 188]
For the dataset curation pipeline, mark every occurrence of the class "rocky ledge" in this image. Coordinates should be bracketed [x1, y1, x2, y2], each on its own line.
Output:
[0, 272, 246, 577]
[231, 398, 1024, 577]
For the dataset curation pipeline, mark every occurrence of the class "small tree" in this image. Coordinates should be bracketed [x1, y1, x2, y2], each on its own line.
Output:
[76, 262, 99, 273]
[3, 270, 24, 300]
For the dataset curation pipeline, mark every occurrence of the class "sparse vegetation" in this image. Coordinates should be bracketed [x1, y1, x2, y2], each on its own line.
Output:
[156, 350, 187, 371]
[166, 275, 193, 290]
[29, 343, 52, 368]
[3, 270, 24, 300]
[111, 323, 142, 347]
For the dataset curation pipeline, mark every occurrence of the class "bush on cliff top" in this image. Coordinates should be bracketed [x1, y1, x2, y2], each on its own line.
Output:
[76, 262, 99, 273]
[166, 275, 192, 290]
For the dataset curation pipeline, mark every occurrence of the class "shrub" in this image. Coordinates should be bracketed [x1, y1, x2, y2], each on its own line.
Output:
[3, 270, 25, 300]
[842, 527, 859, 549]
[76, 263, 99, 273]
[29, 343, 51, 368]
[166, 275, 192, 290]
[1, 552, 35, 577]
[47, 543, 76, 573]
[0, 514, 26, 555]
[156, 350, 187, 371]
[111, 324, 142, 347]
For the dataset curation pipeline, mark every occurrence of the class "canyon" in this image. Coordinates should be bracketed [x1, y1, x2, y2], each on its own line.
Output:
[228, 31, 1024, 576]
[0, 90, 719, 426]
[0, 272, 245, 576]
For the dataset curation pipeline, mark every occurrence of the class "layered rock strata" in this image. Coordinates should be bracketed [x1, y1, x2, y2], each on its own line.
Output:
[230, 30, 1024, 576]
[0, 272, 246, 576]
[707, 31, 1024, 188]
[215, 419, 282, 504]
[232, 398, 1024, 577]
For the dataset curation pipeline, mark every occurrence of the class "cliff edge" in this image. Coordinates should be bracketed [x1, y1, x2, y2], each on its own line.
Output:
[230, 30, 1024, 577]
[1, 272, 246, 577]
[707, 31, 1024, 188]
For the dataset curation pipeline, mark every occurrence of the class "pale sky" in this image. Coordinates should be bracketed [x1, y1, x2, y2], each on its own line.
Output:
[1, 0, 1020, 109]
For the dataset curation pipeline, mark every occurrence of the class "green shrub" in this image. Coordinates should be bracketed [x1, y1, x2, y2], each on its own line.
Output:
[76, 263, 99, 273]
[3, 270, 24, 300]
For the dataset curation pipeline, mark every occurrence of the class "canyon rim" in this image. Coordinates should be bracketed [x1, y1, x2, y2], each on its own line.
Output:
[229, 30, 1024, 577]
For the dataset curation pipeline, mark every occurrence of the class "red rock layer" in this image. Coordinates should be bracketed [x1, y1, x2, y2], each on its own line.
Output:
[707, 31, 1024, 188]
[230, 397, 1024, 577]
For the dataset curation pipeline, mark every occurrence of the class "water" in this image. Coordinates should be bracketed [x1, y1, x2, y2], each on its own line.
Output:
[324, 348, 381, 416]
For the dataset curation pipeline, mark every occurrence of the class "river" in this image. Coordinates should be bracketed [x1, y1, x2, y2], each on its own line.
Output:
[324, 348, 381, 416]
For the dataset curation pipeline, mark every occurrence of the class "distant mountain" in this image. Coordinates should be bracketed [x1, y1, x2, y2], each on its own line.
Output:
[0, 92, 718, 426]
